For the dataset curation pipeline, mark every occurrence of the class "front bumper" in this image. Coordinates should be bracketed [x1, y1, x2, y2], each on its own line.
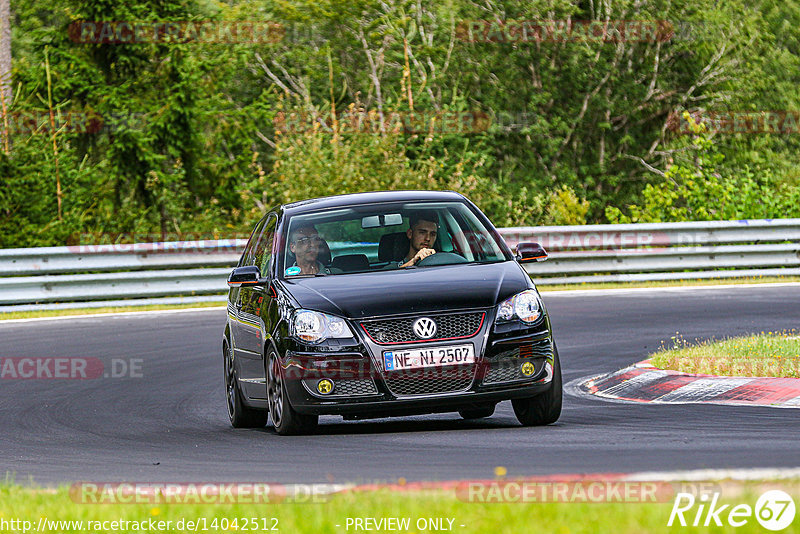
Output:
[280, 309, 555, 417]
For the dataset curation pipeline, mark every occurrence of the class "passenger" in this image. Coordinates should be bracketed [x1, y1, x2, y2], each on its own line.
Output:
[399, 211, 438, 268]
[287, 224, 331, 275]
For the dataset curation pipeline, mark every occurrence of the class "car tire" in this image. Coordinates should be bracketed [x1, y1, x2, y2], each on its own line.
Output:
[511, 344, 562, 426]
[458, 404, 496, 420]
[224, 340, 268, 428]
[267, 351, 318, 436]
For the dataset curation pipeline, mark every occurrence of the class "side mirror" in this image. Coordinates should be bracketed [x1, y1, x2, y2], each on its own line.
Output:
[516, 242, 548, 263]
[228, 265, 264, 287]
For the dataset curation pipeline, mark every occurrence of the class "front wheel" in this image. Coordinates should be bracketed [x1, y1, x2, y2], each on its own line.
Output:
[267, 351, 318, 435]
[511, 345, 562, 426]
[224, 340, 268, 428]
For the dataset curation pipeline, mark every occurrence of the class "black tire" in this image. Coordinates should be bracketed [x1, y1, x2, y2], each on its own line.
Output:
[458, 404, 496, 420]
[267, 351, 318, 436]
[224, 340, 268, 428]
[511, 345, 562, 426]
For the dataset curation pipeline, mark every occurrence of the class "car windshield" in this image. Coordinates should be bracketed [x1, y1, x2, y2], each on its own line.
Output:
[280, 201, 510, 277]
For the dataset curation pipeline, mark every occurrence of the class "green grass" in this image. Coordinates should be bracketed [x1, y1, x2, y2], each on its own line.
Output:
[1, 482, 797, 534]
[0, 301, 224, 321]
[537, 275, 800, 292]
[650, 331, 800, 378]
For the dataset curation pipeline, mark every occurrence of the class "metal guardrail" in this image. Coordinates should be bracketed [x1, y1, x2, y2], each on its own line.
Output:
[0, 240, 247, 276]
[498, 219, 800, 250]
[498, 219, 800, 284]
[0, 219, 798, 309]
[0, 268, 232, 305]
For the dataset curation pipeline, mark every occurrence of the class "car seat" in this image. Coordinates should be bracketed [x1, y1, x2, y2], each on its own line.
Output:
[331, 254, 370, 272]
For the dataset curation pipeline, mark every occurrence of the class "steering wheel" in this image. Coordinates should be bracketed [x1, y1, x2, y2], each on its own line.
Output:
[415, 251, 468, 267]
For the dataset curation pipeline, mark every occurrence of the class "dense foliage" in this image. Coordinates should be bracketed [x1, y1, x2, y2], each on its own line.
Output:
[1, 0, 799, 246]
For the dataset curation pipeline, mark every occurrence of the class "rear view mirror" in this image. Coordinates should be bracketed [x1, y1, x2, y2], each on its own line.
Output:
[516, 242, 548, 263]
[361, 213, 404, 228]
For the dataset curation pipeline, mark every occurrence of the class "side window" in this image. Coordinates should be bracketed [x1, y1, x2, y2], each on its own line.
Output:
[239, 218, 266, 267]
[252, 215, 277, 276]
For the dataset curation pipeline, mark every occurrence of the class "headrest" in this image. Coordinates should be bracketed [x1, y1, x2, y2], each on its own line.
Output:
[318, 239, 332, 265]
[378, 232, 410, 262]
[331, 254, 370, 272]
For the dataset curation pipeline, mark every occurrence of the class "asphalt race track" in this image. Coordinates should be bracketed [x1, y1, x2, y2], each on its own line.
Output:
[1, 285, 799, 485]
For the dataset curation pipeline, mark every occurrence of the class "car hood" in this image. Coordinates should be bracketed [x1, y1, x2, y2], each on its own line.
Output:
[280, 261, 531, 319]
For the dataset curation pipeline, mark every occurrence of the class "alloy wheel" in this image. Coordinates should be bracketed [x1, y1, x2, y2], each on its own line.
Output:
[225, 343, 236, 419]
[267, 354, 283, 427]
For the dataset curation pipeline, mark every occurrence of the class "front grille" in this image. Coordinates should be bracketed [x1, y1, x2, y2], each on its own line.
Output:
[303, 378, 378, 397]
[384, 365, 475, 396]
[483, 362, 527, 384]
[361, 312, 485, 344]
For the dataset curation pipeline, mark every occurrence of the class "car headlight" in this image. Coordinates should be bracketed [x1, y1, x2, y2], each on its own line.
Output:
[292, 310, 354, 343]
[496, 290, 542, 323]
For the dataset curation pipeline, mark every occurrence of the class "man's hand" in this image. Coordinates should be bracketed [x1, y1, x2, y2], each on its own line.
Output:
[401, 248, 435, 268]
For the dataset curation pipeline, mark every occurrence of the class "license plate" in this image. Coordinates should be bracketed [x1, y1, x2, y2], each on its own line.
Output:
[383, 344, 475, 371]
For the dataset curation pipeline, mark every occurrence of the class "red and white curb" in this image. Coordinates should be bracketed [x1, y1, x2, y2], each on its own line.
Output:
[583, 360, 800, 408]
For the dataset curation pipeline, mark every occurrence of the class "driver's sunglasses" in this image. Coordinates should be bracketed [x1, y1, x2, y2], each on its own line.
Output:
[293, 235, 323, 246]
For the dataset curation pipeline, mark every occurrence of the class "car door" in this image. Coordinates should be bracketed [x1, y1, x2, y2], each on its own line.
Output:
[236, 213, 277, 399]
[229, 216, 265, 351]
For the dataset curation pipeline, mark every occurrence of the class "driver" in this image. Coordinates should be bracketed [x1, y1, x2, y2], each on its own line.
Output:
[399, 211, 438, 268]
[287, 224, 332, 275]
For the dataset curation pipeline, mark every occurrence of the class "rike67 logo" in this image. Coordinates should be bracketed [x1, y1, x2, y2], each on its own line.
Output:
[669, 490, 795, 530]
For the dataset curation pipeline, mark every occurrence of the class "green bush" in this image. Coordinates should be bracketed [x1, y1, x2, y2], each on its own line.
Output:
[606, 114, 800, 223]
[544, 185, 590, 226]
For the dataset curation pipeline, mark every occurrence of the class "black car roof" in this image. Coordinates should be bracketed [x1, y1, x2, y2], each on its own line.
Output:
[281, 190, 467, 216]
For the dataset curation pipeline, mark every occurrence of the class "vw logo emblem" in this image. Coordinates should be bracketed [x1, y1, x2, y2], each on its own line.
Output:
[413, 317, 437, 339]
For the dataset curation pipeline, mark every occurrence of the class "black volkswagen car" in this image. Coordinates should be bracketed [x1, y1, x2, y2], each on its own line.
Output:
[223, 190, 561, 434]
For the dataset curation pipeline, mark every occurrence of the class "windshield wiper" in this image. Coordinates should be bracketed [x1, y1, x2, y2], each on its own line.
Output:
[465, 259, 505, 265]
